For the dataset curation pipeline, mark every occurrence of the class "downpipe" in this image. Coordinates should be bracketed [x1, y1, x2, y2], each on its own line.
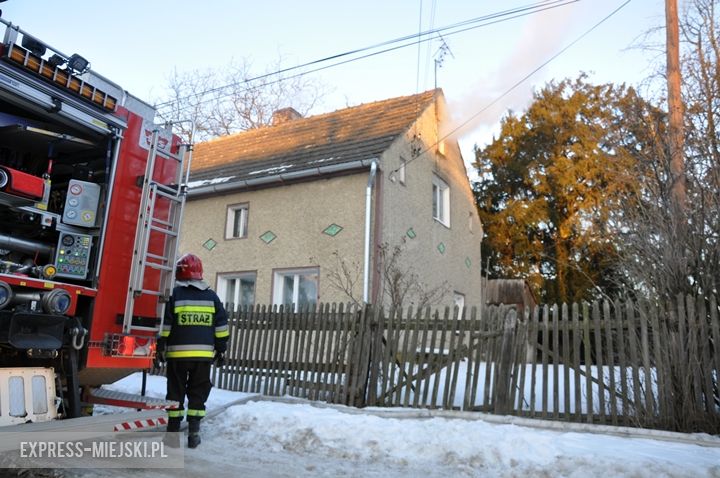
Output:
[363, 160, 378, 303]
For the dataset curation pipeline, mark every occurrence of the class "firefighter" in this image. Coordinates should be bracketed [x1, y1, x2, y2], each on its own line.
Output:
[156, 253, 229, 448]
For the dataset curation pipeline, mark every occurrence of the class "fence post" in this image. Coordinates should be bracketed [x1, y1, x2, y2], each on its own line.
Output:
[347, 304, 374, 407]
[366, 305, 385, 407]
[494, 308, 518, 415]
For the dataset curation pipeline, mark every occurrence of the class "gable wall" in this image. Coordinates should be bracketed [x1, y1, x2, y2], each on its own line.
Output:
[376, 95, 483, 309]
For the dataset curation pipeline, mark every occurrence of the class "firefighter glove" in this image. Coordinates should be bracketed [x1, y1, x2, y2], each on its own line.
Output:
[153, 350, 166, 368]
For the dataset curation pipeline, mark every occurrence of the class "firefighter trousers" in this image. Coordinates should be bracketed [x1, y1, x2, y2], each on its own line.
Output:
[165, 360, 212, 420]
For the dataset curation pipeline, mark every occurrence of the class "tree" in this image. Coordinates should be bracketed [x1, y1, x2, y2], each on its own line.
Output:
[321, 243, 450, 309]
[322, 250, 363, 308]
[617, 0, 720, 299]
[155, 57, 326, 141]
[375, 243, 450, 310]
[474, 76, 658, 304]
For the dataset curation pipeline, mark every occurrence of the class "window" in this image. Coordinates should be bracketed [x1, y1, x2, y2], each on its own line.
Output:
[273, 268, 319, 312]
[217, 272, 256, 310]
[437, 140, 447, 157]
[398, 157, 406, 185]
[225, 203, 248, 239]
[432, 175, 450, 227]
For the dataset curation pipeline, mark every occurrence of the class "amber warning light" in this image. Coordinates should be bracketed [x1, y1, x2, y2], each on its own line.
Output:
[2, 40, 117, 112]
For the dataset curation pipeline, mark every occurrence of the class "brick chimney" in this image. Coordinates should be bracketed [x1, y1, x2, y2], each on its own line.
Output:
[272, 107, 302, 125]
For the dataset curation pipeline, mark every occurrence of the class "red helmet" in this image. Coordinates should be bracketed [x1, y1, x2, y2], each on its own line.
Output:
[176, 253, 203, 280]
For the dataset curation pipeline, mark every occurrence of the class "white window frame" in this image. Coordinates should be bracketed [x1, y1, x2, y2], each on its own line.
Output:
[398, 156, 407, 185]
[272, 267, 319, 312]
[432, 174, 450, 227]
[225, 203, 248, 239]
[437, 140, 447, 157]
[217, 272, 256, 310]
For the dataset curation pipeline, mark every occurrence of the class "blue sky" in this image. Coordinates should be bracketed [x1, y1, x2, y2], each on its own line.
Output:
[1, 0, 664, 161]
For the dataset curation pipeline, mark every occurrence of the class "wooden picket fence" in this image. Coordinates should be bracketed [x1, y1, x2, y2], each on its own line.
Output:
[203, 295, 720, 434]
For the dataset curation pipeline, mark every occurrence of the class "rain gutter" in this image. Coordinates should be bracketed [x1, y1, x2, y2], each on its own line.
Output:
[187, 159, 377, 198]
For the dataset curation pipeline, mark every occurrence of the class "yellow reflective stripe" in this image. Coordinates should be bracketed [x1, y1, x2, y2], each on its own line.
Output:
[167, 409, 184, 418]
[186, 409, 206, 417]
[166, 350, 214, 358]
[160, 330, 171, 337]
[215, 330, 230, 338]
[174, 305, 215, 314]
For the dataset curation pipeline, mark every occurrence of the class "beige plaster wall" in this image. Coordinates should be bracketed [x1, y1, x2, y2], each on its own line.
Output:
[181, 173, 369, 305]
[377, 94, 483, 309]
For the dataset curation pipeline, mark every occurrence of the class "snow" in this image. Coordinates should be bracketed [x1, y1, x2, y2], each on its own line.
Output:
[186, 176, 235, 189]
[66, 373, 720, 477]
[306, 157, 335, 164]
[247, 165, 290, 176]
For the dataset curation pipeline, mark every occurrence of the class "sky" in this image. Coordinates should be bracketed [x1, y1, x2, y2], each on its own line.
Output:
[0, 0, 666, 169]
[57, 372, 720, 477]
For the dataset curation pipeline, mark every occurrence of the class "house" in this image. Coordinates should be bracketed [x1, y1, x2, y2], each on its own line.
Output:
[180, 89, 483, 312]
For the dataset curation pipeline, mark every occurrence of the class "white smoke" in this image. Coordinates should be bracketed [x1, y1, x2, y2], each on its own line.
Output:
[447, 1, 587, 149]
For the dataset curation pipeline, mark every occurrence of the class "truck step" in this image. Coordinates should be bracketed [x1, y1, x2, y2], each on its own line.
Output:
[0, 410, 171, 453]
[88, 388, 178, 410]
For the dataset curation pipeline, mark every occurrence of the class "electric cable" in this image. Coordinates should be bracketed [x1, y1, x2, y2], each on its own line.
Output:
[155, 0, 579, 115]
[392, 0, 634, 176]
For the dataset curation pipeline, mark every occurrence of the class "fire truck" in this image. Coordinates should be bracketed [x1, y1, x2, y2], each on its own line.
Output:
[0, 16, 190, 426]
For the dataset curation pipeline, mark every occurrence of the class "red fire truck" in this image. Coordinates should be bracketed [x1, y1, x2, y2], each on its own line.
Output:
[0, 16, 190, 426]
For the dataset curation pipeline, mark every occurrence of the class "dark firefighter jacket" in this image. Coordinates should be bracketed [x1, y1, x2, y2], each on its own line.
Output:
[160, 280, 229, 360]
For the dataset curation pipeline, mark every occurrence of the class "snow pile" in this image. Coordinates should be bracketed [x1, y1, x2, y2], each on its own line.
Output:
[83, 373, 719, 477]
[211, 400, 720, 477]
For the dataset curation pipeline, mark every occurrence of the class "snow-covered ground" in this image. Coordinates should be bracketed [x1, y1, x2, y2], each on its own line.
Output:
[56, 373, 720, 478]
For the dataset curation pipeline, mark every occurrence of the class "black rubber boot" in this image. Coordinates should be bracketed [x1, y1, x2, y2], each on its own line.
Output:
[163, 417, 182, 449]
[187, 418, 201, 449]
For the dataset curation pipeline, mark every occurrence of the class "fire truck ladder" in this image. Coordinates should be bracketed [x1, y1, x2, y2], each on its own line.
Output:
[122, 128, 192, 335]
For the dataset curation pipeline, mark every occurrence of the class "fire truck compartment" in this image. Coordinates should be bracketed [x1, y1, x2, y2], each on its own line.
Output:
[0, 367, 57, 426]
[0, 97, 111, 288]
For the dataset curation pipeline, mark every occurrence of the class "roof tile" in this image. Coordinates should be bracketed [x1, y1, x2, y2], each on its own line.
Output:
[189, 89, 438, 184]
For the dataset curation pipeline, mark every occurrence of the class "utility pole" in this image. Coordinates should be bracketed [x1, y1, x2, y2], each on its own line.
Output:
[666, 0, 686, 210]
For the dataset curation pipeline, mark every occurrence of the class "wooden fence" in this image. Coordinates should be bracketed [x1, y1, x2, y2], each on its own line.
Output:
[205, 295, 719, 434]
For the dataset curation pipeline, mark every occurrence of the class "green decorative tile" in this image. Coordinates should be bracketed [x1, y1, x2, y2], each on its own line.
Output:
[465, 257, 472, 269]
[406, 228, 416, 239]
[260, 231, 277, 244]
[323, 223, 343, 236]
[437, 242, 446, 254]
[202, 238, 217, 251]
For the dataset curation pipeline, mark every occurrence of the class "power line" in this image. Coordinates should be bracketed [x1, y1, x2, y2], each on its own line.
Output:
[415, 0, 424, 96]
[394, 0, 634, 176]
[155, 0, 579, 114]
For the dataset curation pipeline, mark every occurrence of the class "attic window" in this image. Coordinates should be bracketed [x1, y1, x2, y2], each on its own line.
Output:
[432, 174, 450, 227]
[437, 140, 447, 157]
[226, 203, 249, 239]
[398, 157, 406, 185]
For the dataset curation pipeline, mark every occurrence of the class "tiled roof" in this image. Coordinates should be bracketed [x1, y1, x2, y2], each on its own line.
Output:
[188, 89, 439, 187]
